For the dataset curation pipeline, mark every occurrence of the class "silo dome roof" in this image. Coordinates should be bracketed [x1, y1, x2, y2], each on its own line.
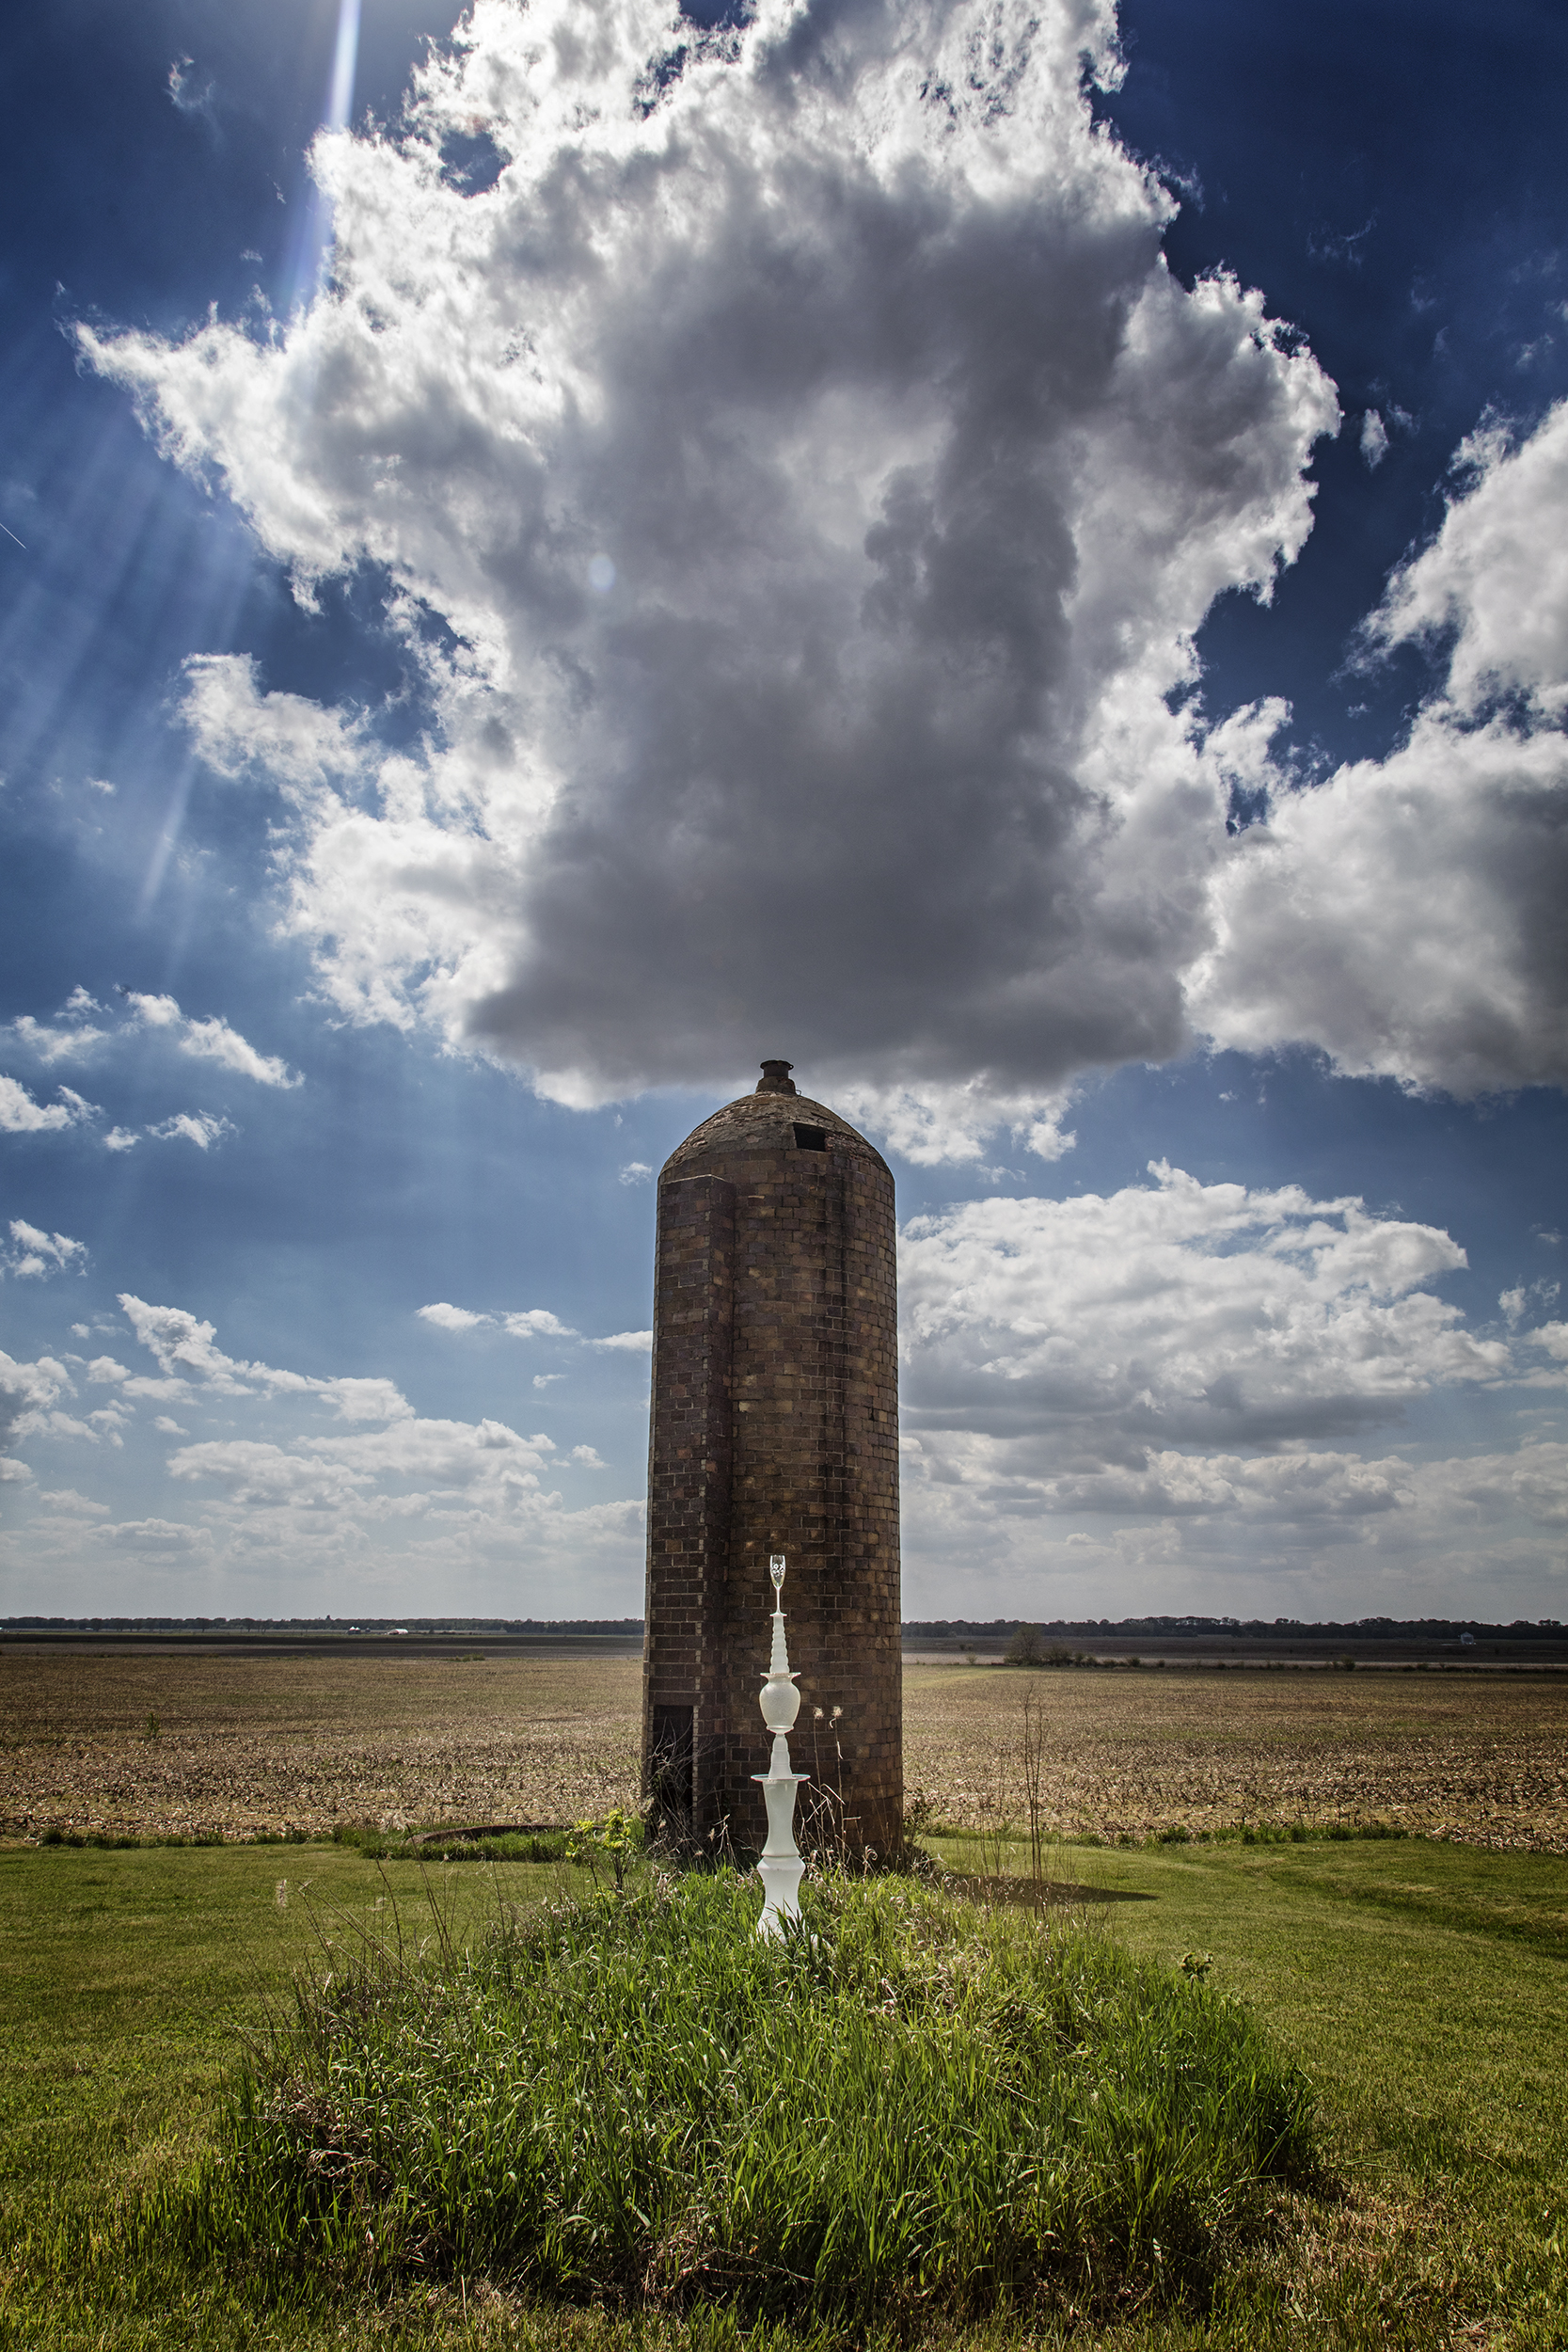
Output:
[661, 1072, 889, 1181]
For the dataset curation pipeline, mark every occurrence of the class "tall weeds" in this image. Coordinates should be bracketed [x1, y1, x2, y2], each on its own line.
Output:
[155, 1872, 1316, 2323]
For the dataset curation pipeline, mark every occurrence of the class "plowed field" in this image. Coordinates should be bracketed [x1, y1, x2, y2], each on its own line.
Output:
[3, 1648, 1565, 1851]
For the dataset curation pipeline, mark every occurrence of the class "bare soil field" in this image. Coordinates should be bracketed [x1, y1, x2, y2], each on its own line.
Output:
[903, 1662, 1568, 1851]
[0, 1649, 641, 1840]
[3, 1646, 1565, 1850]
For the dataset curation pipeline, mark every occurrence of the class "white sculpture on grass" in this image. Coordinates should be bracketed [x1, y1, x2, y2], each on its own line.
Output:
[754, 1552, 806, 1938]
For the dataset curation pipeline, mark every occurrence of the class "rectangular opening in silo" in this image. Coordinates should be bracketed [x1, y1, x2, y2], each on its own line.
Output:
[650, 1704, 695, 1826]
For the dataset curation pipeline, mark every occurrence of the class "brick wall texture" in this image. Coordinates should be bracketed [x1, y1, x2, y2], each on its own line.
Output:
[641, 1081, 902, 1856]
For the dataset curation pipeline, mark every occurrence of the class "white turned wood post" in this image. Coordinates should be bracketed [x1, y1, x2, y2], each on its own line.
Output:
[754, 1553, 806, 1938]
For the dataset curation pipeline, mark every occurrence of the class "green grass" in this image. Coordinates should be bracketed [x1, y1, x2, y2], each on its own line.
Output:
[331, 1823, 575, 1866]
[1, 1834, 1565, 2348]
[932, 1833, 1568, 2344]
[154, 1872, 1312, 2321]
[0, 1840, 578, 2349]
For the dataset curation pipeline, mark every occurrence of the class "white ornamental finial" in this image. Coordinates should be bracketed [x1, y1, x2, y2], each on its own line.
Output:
[754, 1552, 805, 1937]
[768, 1554, 789, 1674]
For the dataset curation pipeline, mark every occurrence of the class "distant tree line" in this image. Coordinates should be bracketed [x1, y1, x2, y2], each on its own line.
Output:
[6, 1613, 1561, 1638]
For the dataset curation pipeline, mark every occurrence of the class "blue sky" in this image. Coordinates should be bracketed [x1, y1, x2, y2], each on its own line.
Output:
[2, 0, 1564, 1623]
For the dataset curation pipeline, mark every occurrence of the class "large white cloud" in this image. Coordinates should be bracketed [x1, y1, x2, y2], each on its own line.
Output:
[1195, 404, 1568, 1095]
[900, 1162, 1513, 1466]
[896, 1163, 1567, 1606]
[83, 0, 1339, 1137]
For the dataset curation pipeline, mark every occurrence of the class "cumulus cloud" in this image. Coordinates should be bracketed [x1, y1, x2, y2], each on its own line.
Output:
[900, 1162, 1511, 1474]
[133, 1303, 637, 1570]
[501, 1309, 578, 1340]
[0, 1295, 642, 1590]
[114, 1295, 571, 1481]
[836, 1075, 1076, 1168]
[87, 1516, 216, 1554]
[4, 988, 110, 1065]
[8, 1014, 108, 1063]
[3, 1220, 87, 1279]
[318, 1376, 416, 1423]
[117, 1294, 418, 1418]
[39, 1487, 111, 1517]
[0, 1074, 98, 1134]
[167, 1438, 371, 1511]
[0, 1349, 76, 1457]
[905, 1430, 1568, 1607]
[84, 1351, 196, 1405]
[84, 0, 1340, 1149]
[417, 1301, 490, 1332]
[1370, 410, 1568, 721]
[894, 1160, 1568, 1603]
[1195, 401, 1568, 1095]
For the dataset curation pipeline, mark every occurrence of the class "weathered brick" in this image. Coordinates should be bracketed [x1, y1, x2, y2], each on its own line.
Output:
[641, 1064, 902, 1856]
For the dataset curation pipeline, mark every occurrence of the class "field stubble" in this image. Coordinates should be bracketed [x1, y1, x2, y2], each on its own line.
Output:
[2, 1649, 1566, 1852]
[904, 1663, 1568, 1853]
[0, 1651, 640, 1842]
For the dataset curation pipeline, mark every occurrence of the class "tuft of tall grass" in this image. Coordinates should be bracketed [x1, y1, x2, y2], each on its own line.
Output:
[329, 1821, 573, 1865]
[155, 1872, 1317, 2322]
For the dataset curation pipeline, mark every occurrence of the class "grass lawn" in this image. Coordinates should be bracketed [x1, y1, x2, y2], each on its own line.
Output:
[1099, 1837, 1568, 2343]
[0, 1841, 577, 2349]
[1, 1835, 1564, 2348]
[931, 1832, 1568, 2346]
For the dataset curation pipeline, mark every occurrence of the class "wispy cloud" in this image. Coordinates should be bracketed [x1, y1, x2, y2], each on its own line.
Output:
[127, 993, 300, 1089]
[417, 1302, 647, 1352]
[166, 56, 218, 127]
[3, 987, 298, 1162]
[147, 1111, 236, 1151]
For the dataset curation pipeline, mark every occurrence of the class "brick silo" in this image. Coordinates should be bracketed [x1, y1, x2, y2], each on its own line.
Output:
[642, 1060, 902, 1856]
